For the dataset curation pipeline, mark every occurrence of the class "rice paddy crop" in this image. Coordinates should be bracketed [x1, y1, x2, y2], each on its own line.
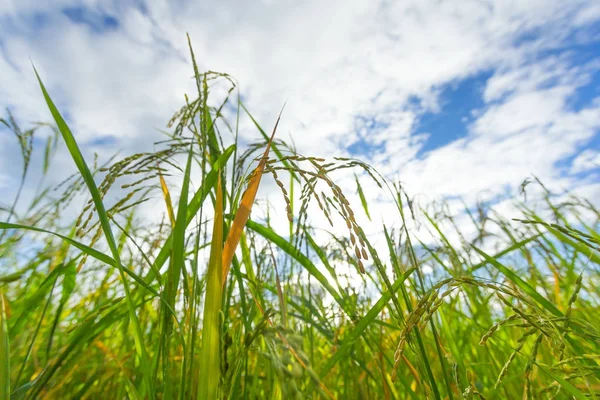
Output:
[1, 41, 599, 399]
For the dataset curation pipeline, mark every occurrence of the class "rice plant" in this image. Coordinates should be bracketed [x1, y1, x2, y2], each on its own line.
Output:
[1, 39, 599, 399]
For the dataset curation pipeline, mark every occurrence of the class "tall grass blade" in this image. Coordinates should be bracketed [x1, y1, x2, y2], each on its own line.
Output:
[467, 234, 542, 273]
[160, 144, 194, 398]
[535, 362, 588, 400]
[471, 245, 562, 317]
[246, 220, 348, 314]
[319, 268, 414, 377]
[198, 175, 224, 400]
[355, 173, 371, 221]
[240, 103, 300, 183]
[33, 67, 155, 399]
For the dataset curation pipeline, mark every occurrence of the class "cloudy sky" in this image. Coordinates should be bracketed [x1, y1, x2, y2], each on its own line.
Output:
[1, 0, 599, 236]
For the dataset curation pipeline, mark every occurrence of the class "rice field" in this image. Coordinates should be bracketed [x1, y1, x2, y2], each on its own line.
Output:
[1, 43, 599, 399]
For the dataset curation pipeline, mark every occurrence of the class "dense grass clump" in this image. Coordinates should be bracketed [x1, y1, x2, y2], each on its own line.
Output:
[1, 43, 600, 399]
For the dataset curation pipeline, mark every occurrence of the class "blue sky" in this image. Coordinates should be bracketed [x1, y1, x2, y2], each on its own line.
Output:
[1, 0, 600, 241]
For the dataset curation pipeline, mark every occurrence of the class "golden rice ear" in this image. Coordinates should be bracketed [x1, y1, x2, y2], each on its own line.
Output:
[221, 107, 284, 287]
[157, 165, 175, 227]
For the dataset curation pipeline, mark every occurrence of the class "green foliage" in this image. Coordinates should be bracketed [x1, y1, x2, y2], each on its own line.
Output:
[0, 50, 599, 399]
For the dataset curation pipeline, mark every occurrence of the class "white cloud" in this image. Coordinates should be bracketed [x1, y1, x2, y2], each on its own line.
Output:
[0, 0, 599, 257]
[571, 149, 600, 174]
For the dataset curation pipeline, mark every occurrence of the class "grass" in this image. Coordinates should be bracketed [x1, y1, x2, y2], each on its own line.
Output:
[0, 41, 599, 399]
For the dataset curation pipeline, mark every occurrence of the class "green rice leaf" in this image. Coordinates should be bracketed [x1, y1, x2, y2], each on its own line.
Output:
[535, 362, 588, 400]
[246, 219, 349, 316]
[471, 245, 562, 317]
[319, 268, 414, 377]
[198, 175, 224, 400]
[355, 173, 371, 221]
[160, 144, 194, 397]
[33, 67, 155, 399]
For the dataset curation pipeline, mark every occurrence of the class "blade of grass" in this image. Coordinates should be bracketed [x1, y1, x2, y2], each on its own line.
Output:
[246, 219, 349, 315]
[467, 234, 542, 273]
[395, 188, 444, 400]
[305, 231, 351, 312]
[160, 144, 194, 399]
[9, 263, 64, 336]
[33, 67, 155, 399]
[123, 375, 143, 400]
[46, 260, 76, 357]
[471, 244, 562, 317]
[535, 362, 588, 400]
[15, 273, 57, 387]
[198, 175, 224, 400]
[544, 224, 600, 265]
[187, 35, 221, 165]
[319, 268, 415, 378]
[355, 173, 371, 221]
[240, 102, 300, 183]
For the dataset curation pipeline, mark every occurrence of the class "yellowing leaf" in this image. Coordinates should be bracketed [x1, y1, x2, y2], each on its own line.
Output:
[158, 167, 175, 227]
[222, 108, 283, 286]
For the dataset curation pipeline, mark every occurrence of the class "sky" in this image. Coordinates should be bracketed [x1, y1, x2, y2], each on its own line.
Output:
[1, 0, 600, 251]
